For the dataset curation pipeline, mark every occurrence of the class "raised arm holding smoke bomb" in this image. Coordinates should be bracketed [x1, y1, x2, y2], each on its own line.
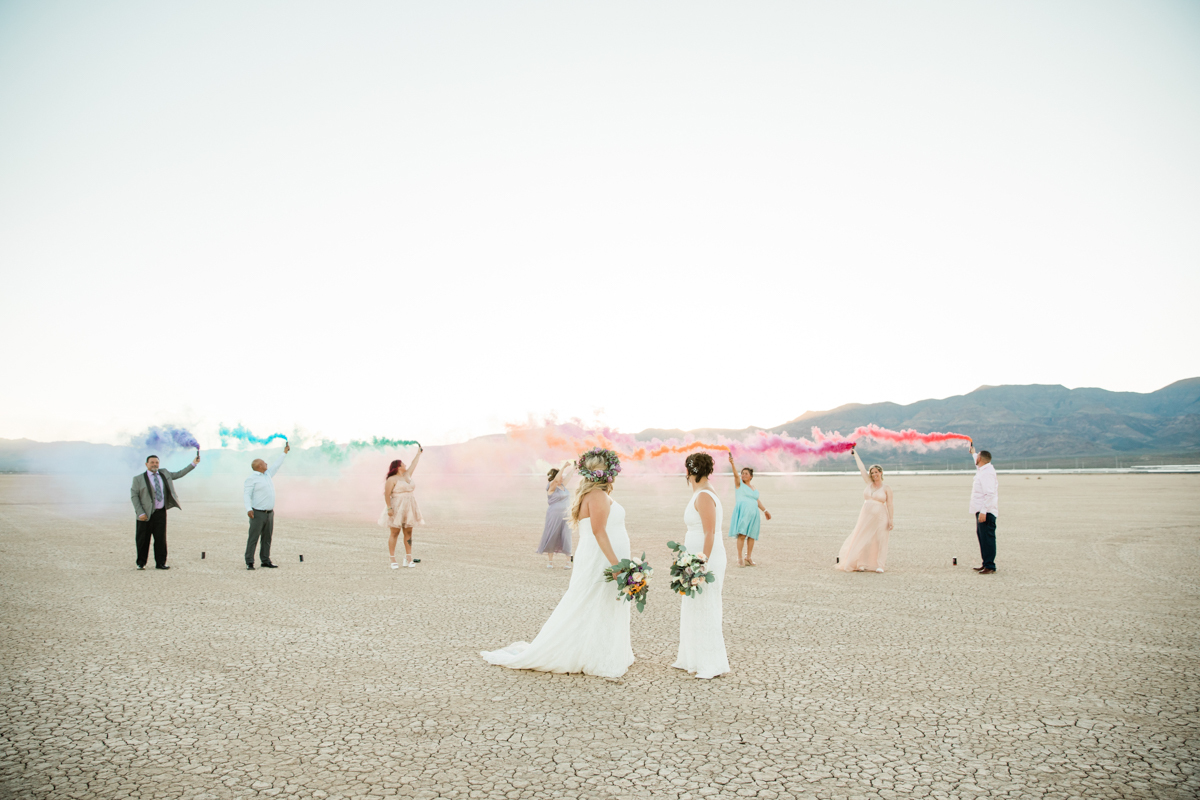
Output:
[378, 444, 425, 569]
[727, 452, 770, 567]
[537, 460, 575, 569]
[968, 440, 999, 574]
[243, 441, 289, 570]
[835, 444, 894, 573]
[130, 451, 200, 570]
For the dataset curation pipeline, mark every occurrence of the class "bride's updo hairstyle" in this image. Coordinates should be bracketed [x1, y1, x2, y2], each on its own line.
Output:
[685, 452, 715, 482]
[568, 448, 621, 529]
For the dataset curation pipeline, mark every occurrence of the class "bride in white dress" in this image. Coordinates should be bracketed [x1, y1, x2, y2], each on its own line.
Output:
[481, 449, 634, 678]
[673, 452, 730, 679]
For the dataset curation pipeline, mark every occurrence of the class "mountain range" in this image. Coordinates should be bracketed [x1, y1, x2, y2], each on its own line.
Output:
[640, 378, 1200, 466]
[3, 378, 1198, 473]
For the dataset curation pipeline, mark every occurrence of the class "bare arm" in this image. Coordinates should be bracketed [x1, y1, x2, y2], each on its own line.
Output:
[885, 486, 894, 530]
[696, 491, 717, 559]
[383, 476, 396, 509]
[757, 497, 772, 520]
[853, 448, 869, 483]
[548, 461, 572, 493]
[405, 446, 423, 477]
[581, 491, 620, 566]
[728, 453, 740, 488]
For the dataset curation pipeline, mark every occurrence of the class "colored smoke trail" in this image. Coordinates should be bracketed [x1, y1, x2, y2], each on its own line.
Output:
[733, 431, 855, 460]
[140, 426, 200, 452]
[351, 437, 420, 449]
[622, 440, 730, 460]
[317, 436, 420, 463]
[218, 424, 287, 448]
[507, 419, 971, 470]
[848, 424, 972, 449]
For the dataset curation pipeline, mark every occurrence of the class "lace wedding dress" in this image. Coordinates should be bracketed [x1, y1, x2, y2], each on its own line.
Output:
[672, 489, 730, 679]
[481, 495, 634, 677]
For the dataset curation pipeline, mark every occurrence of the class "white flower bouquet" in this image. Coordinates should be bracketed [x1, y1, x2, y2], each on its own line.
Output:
[666, 541, 715, 598]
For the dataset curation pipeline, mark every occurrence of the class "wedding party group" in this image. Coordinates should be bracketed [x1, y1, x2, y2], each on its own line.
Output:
[128, 438, 999, 680]
[478, 442, 999, 679]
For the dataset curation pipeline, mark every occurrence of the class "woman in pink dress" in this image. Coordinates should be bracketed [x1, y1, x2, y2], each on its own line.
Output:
[835, 445, 894, 573]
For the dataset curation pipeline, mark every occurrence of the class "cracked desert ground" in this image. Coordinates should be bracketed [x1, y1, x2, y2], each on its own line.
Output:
[1, 472, 1197, 800]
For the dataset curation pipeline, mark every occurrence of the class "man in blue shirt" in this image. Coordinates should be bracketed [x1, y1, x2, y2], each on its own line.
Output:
[244, 442, 289, 569]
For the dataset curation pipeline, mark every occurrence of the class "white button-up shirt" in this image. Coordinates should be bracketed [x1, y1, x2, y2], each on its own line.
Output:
[146, 469, 165, 510]
[969, 452, 999, 516]
[244, 451, 287, 511]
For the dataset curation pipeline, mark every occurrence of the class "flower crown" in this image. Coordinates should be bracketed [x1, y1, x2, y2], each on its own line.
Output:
[577, 447, 621, 484]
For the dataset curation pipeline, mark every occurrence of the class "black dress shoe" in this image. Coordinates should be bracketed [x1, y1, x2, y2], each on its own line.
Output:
[155, 565, 170, 570]
[972, 566, 985, 571]
[246, 564, 255, 570]
[261, 562, 278, 568]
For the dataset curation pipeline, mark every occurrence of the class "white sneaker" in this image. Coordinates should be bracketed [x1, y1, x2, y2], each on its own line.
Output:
[564, 563, 572, 570]
[406, 559, 417, 568]
[545, 562, 555, 569]
[390, 561, 399, 570]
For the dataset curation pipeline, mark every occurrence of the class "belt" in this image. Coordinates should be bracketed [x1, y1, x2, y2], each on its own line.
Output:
[253, 508, 274, 513]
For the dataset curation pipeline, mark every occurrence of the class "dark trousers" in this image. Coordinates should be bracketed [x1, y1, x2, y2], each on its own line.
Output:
[975, 513, 997, 570]
[246, 509, 274, 565]
[136, 508, 168, 568]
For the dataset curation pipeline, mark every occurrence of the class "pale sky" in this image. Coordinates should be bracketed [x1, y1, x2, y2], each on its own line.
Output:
[1, 0, 1198, 447]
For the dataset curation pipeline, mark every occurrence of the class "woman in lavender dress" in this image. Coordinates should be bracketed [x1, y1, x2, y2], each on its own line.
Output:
[536, 461, 574, 569]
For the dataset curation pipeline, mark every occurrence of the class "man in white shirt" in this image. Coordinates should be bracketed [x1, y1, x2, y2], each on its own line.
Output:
[968, 442, 999, 574]
[243, 442, 289, 570]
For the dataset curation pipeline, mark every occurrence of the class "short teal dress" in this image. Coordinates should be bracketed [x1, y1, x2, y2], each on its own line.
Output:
[728, 484, 762, 540]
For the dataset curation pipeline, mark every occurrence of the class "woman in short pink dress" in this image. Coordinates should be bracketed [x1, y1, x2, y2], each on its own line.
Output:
[835, 445, 894, 573]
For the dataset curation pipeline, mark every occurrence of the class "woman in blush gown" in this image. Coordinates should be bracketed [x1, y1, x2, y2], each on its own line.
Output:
[536, 460, 574, 569]
[378, 446, 424, 569]
[481, 449, 634, 678]
[673, 452, 730, 680]
[836, 445, 894, 573]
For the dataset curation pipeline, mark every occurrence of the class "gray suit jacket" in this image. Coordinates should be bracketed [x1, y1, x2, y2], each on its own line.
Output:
[131, 463, 196, 519]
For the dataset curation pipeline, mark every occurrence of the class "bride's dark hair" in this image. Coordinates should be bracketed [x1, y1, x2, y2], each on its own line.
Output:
[386, 459, 403, 478]
[685, 453, 714, 481]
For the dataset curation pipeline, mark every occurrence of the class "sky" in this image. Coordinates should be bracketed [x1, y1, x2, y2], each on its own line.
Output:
[1, 0, 1198, 447]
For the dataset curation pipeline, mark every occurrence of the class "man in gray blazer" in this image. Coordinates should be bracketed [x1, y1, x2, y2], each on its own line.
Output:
[131, 453, 200, 570]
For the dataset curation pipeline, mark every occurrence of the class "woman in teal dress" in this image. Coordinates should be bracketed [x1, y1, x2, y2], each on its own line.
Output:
[727, 453, 771, 566]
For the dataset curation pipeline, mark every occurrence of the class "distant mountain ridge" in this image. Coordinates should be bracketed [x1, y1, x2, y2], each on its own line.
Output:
[640, 379, 1200, 462]
[3, 379, 1198, 473]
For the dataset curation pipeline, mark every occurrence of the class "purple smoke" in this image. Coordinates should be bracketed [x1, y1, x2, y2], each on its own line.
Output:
[142, 426, 201, 452]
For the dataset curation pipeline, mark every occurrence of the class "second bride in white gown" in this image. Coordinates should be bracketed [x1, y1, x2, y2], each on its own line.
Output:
[481, 448, 634, 678]
[673, 452, 730, 679]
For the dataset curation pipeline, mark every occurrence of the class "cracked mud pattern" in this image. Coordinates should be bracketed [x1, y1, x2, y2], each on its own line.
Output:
[1, 473, 1197, 799]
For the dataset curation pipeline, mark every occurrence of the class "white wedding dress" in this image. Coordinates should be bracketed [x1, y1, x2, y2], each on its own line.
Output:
[481, 495, 634, 678]
[673, 488, 730, 679]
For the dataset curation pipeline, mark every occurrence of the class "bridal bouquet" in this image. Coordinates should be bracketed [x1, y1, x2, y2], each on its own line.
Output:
[667, 541, 715, 598]
[603, 553, 652, 613]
